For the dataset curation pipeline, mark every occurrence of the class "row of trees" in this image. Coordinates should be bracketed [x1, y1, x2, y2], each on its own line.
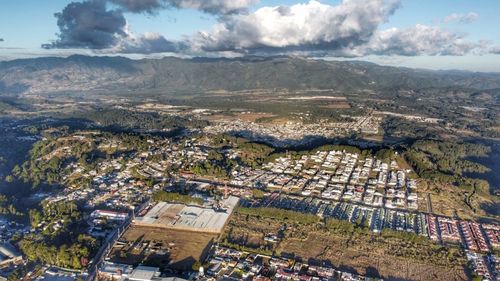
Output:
[236, 207, 320, 225]
[152, 190, 204, 205]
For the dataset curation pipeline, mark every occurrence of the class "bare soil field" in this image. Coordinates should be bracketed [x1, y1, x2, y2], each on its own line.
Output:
[108, 225, 217, 270]
[224, 211, 469, 281]
[420, 181, 497, 221]
[319, 102, 351, 109]
[237, 112, 276, 122]
[278, 232, 468, 281]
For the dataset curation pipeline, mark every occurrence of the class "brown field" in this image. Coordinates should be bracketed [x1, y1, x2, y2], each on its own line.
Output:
[278, 232, 468, 281]
[237, 112, 276, 122]
[206, 112, 291, 124]
[108, 225, 217, 270]
[223, 211, 469, 281]
[420, 180, 498, 220]
[206, 114, 236, 121]
[319, 102, 351, 109]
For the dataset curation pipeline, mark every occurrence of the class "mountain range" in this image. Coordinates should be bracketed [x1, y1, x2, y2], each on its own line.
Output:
[1, 55, 500, 96]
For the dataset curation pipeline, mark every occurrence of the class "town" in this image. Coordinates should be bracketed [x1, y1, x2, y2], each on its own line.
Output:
[0, 124, 498, 281]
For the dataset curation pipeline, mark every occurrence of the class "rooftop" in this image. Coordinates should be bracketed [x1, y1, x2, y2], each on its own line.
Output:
[134, 196, 239, 233]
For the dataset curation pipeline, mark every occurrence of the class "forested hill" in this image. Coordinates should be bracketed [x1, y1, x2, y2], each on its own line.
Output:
[1, 55, 500, 96]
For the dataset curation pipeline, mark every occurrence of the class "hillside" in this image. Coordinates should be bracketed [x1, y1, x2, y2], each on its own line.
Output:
[1, 55, 500, 96]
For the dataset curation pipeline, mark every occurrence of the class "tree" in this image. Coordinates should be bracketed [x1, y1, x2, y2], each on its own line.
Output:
[252, 189, 266, 199]
[4, 175, 14, 183]
[192, 261, 202, 271]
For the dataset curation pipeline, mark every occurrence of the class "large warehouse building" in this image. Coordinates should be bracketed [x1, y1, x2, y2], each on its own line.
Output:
[133, 196, 239, 234]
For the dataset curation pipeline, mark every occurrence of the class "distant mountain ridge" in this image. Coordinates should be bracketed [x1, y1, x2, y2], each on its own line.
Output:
[1, 55, 500, 96]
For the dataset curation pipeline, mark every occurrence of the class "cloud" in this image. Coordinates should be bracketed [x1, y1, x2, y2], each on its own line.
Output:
[188, 1, 487, 58]
[444, 12, 478, 24]
[43, 0, 178, 54]
[490, 46, 500, 54]
[112, 31, 181, 53]
[347, 24, 481, 57]
[44, 0, 490, 58]
[43, 0, 127, 49]
[166, 0, 260, 14]
[109, 0, 165, 14]
[191, 0, 401, 53]
[110, 0, 259, 14]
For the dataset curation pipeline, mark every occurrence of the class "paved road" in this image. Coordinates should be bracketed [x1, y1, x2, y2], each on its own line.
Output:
[85, 219, 130, 281]
[426, 193, 433, 213]
[85, 200, 150, 281]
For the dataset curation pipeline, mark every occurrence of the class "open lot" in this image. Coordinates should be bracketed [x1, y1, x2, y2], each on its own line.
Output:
[108, 225, 217, 271]
[222, 209, 469, 281]
[278, 232, 468, 281]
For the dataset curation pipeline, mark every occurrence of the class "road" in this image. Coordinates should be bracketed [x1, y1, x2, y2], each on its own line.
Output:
[85, 219, 130, 281]
[85, 200, 150, 281]
[426, 193, 433, 213]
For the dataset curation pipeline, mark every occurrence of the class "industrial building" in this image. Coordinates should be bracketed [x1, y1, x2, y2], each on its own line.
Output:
[134, 196, 239, 234]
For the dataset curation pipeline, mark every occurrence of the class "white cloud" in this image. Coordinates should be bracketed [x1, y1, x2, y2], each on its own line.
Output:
[348, 24, 481, 56]
[188, 0, 486, 57]
[443, 12, 478, 24]
[191, 0, 401, 52]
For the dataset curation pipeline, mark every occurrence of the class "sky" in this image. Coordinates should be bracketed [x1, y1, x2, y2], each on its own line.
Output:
[0, 0, 500, 71]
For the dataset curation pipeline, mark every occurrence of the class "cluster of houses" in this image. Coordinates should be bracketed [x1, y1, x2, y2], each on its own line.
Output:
[466, 251, 497, 281]
[255, 194, 500, 255]
[424, 216, 499, 280]
[42, 136, 214, 219]
[426, 215, 499, 253]
[204, 114, 381, 147]
[232, 150, 418, 211]
[8, 129, 498, 281]
[0, 221, 26, 246]
[249, 195, 426, 234]
[201, 246, 379, 281]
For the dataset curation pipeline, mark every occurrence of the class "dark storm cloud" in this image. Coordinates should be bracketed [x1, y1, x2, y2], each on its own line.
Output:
[43, 0, 179, 54]
[109, 0, 165, 14]
[167, 0, 260, 15]
[110, 0, 259, 15]
[43, 0, 126, 49]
